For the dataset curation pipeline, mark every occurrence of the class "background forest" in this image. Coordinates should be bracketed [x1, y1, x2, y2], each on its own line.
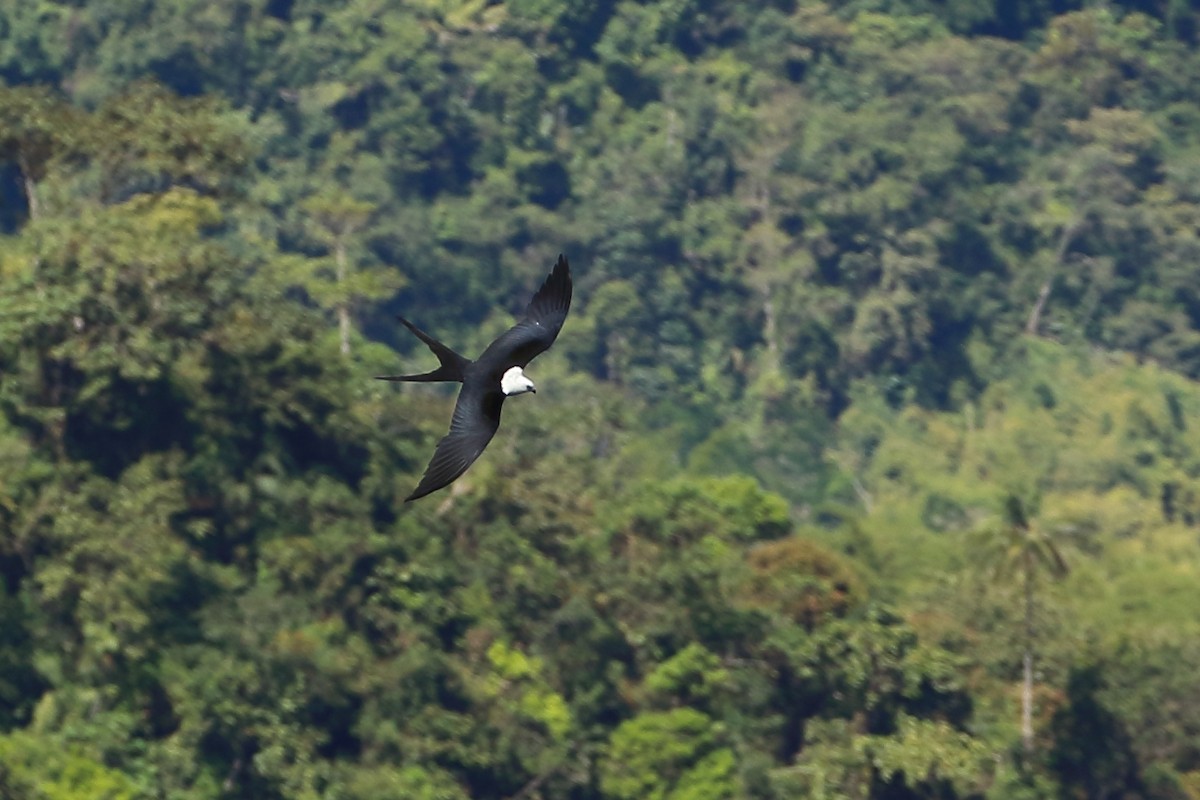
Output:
[2, 0, 1200, 798]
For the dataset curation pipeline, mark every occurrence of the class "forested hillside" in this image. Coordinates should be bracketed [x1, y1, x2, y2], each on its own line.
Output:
[3, 1, 1200, 798]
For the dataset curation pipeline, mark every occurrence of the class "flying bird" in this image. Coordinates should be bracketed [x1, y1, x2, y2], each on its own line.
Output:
[378, 254, 573, 502]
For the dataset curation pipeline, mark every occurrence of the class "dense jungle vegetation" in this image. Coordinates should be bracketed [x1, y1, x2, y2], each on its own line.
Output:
[3, 0, 1200, 797]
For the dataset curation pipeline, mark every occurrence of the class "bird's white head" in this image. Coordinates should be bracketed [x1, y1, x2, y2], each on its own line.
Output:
[501, 366, 536, 396]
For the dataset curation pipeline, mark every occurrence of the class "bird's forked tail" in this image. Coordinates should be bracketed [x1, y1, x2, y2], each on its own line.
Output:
[376, 316, 470, 383]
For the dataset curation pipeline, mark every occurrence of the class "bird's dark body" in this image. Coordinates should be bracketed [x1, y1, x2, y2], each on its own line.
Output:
[377, 255, 573, 501]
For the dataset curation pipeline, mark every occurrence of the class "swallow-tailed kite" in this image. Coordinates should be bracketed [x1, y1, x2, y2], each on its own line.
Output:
[378, 254, 573, 501]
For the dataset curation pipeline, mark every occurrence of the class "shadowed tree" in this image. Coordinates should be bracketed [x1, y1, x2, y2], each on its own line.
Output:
[1048, 665, 1144, 800]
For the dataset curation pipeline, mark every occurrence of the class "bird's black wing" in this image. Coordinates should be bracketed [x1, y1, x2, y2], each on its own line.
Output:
[406, 384, 504, 502]
[477, 254, 573, 372]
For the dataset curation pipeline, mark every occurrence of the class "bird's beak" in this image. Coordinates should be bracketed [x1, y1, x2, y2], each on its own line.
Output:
[530, 387, 537, 393]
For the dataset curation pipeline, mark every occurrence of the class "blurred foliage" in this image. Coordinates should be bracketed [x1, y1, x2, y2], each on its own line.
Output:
[2, 0, 1200, 798]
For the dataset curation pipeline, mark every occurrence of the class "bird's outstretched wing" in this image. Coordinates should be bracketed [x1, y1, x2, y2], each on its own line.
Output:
[406, 384, 504, 502]
[478, 254, 573, 371]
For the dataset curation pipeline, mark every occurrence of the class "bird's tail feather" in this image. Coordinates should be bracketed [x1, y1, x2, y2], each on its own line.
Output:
[376, 316, 470, 383]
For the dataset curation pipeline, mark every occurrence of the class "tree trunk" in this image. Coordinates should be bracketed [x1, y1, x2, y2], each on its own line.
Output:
[1022, 649, 1034, 754]
[1025, 278, 1052, 336]
[1021, 544, 1035, 755]
[1026, 219, 1084, 336]
[335, 238, 351, 357]
[17, 155, 39, 221]
[762, 288, 779, 368]
[850, 474, 873, 514]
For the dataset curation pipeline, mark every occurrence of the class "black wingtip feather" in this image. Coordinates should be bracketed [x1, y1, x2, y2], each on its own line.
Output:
[523, 253, 573, 321]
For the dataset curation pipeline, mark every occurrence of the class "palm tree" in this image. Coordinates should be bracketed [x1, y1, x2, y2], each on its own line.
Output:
[975, 494, 1069, 755]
